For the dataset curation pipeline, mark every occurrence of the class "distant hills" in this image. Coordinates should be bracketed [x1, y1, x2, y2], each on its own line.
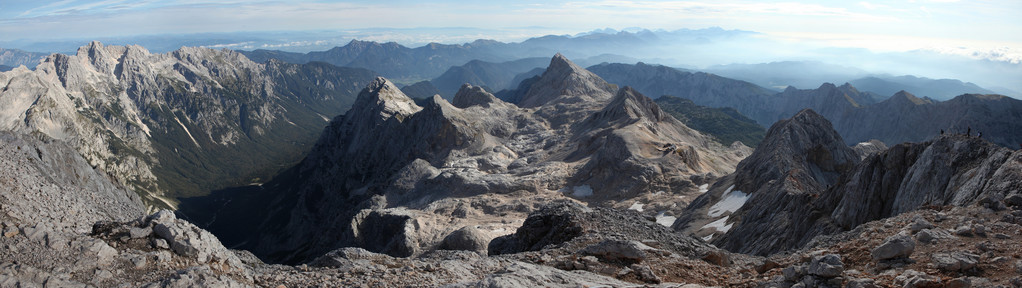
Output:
[847, 75, 995, 101]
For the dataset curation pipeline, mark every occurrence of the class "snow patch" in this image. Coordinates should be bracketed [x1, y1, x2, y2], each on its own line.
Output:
[628, 202, 644, 212]
[702, 235, 714, 242]
[571, 185, 593, 198]
[700, 216, 733, 233]
[698, 184, 709, 193]
[655, 211, 676, 227]
[707, 185, 748, 218]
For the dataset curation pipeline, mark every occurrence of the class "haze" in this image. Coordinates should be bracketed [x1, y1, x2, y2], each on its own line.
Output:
[2, 0, 1021, 95]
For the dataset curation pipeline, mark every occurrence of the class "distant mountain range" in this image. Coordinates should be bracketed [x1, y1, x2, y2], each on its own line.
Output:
[0, 48, 49, 69]
[588, 62, 1022, 148]
[705, 60, 1013, 99]
[847, 75, 996, 101]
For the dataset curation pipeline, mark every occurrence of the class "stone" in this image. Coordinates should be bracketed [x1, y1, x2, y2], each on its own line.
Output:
[629, 264, 661, 284]
[149, 211, 241, 267]
[907, 216, 934, 233]
[932, 252, 979, 272]
[846, 278, 877, 288]
[581, 240, 657, 263]
[439, 226, 490, 254]
[871, 233, 915, 261]
[129, 227, 152, 239]
[916, 228, 955, 244]
[701, 249, 730, 267]
[807, 254, 844, 278]
[782, 265, 803, 282]
[152, 238, 170, 249]
[895, 270, 939, 288]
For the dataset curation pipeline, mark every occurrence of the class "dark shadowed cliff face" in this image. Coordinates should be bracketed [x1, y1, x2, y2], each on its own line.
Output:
[676, 109, 1022, 256]
[674, 109, 859, 254]
[206, 54, 749, 264]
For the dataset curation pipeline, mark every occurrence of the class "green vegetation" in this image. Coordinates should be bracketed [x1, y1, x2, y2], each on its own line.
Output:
[654, 95, 766, 147]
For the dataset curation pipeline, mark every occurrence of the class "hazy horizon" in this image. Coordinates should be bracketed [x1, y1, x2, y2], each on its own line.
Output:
[2, 0, 1021, 97]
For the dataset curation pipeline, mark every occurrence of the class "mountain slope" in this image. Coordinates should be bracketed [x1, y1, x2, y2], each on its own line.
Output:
[187, 54, 749, 264]
[654, 95, 766, 147]
[0, 42, 377, 209]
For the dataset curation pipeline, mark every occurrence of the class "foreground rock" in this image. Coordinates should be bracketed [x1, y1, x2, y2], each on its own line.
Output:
[677, 109, 1022, 256]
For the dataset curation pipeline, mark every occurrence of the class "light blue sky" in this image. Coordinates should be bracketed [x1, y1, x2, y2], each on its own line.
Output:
[1, 0, 1020, 56]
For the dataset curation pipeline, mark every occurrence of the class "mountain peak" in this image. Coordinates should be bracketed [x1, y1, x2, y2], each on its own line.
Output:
[517, 54, 615, 108]
[888, 90, 929, 105]
[353, 77, 422, 122]
[451, 84, 500, 109]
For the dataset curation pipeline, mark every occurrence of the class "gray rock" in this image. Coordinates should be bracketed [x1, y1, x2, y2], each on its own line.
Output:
[128, 227, 152, 239]
[808, 254, 844, 278]
[149, 210, 242, 268]
[142, 266, 248, 288]
[916, 228, 956, 244]
[895, 270, 939, 288]
[872, 233, 915, 261]
[907, 216, 934, 233]
[152, 238, 169, 249]
[933, 252, 980, 272]
[580, 240, 659, 263]
[439, 226, 490, 254]
[846, 278, 877, 288]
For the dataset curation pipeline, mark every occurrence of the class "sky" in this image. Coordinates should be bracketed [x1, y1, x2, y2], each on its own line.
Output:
[1, 0, 1020, 55]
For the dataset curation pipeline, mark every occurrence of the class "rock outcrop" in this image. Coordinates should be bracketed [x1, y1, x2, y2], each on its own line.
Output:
[677, 108, 1022, 256]
[675, 109, 858, 253]
[0, 132, 144, 233]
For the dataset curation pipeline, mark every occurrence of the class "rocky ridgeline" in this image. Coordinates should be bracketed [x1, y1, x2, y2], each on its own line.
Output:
[203, 54, 749, 264]
[677, 108, 1022, 261]
[0, 41, 376, 209]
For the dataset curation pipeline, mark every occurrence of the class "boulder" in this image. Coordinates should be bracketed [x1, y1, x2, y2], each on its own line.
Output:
[895, 270, 939, 288]
[932, 252, 979, 272]
[872, 233, 915, 261]
[580, 240, 659, 264]
[148, 210, 242, 268]
[439, 226, 490, 254]
[808, 254, 844, 278]
[489, 201, 588, 255]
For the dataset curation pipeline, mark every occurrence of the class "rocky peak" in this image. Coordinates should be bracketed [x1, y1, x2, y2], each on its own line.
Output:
[352, 77, 423, 122]
[587, 86, 668, 126]
[451, 84, 499, 109]
[887, 90, 930, 106]
[517, 54, 615, 108]
[733, 109, 859, 192]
